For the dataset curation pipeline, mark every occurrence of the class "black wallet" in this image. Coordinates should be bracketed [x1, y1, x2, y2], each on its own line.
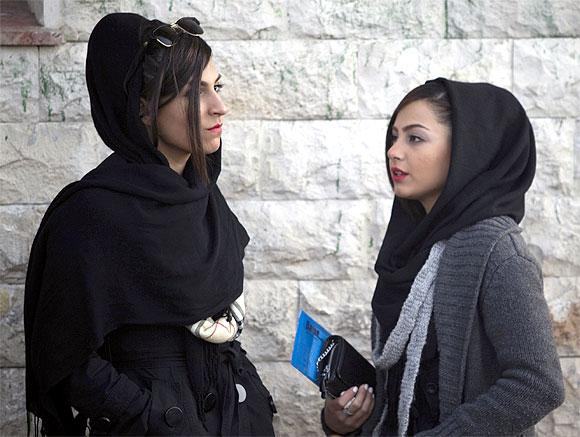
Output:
[316, 335, 376, 399]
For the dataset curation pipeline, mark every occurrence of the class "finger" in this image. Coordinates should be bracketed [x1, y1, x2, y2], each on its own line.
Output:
[334, 386, 359, 409]
[353, 386, 375, 422]
[346, 384, 369, 415]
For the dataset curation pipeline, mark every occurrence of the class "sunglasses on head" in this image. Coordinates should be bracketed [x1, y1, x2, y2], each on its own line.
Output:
[146, 17, 204, 48]
[123, 17, 203, 95]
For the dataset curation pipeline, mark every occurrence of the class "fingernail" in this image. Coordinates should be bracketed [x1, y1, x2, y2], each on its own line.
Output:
[352, 386, 358, 393]
[368, 387, 374, 394]
[340, 391, 345, 397]
[363, 384, 368, 390]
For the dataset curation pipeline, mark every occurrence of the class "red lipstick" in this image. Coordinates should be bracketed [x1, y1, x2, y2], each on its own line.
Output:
[390, 166, 409, 183]
[208, 123, 222, 134]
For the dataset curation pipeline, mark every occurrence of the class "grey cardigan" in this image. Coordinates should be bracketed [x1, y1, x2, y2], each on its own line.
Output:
[365, 216, 565, 436]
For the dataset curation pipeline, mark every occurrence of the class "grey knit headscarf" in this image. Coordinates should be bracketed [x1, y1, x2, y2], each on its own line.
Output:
[372, 241, 446, 436]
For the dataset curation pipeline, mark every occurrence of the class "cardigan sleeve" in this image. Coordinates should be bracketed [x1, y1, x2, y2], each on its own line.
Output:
[63, 351, 152, 435]
[419, 253, 565, 436]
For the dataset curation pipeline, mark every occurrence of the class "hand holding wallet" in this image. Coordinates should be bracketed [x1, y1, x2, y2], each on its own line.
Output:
[316, 335, 376, 399]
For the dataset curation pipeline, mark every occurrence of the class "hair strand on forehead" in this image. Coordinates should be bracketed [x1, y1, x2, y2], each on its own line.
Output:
[140, 30, 212, 185]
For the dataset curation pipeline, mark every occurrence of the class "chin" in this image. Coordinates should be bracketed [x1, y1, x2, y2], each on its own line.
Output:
[203, 139, 221, 155]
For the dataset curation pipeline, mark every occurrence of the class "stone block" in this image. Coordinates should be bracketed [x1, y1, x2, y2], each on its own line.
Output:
[544, 277, 580, 356]
[241, 280, 299, 362]
[537, 357, 580, 437]
[288, 0, 445, 39]
[219, 121, 263, 200]
[514, 39, 580, 118]
[0, 123, 111, 204]
[61, 0, 121, 41]
[299, 280, 376, 358]
[259, 120, 392, 200]
[211, 40, 357, 120]
[358, 39, 512, 118]
[0, 47, 39, 123]
[0, 284, 25, 367]
[229, 200, 373, 280]
[122, 0, 288, 40]
[521, 195, 580, 277]
[529, 118, 575, 197]
[253, 361, 322, 436]
[0, 368, 26, 437]
[448, 0, 580, 38]
[0, 205, 47, 282]
[39, 44, 90, 122]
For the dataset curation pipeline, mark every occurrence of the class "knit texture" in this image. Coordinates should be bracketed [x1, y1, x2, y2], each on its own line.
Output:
[372, 242, 446, 436]
[365, 217, 565, 436]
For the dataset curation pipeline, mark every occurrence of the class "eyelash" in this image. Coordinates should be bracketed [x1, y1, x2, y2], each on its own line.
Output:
[199, 84, 224, 95]
[392, 134, 423, 144]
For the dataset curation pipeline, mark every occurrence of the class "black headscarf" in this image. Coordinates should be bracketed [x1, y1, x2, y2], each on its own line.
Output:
[24, 12, 249, 429]
[372, 78, 536, 334]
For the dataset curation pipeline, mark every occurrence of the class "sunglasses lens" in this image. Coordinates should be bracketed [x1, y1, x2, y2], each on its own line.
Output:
[176, 17, 203, 35]
[153, 27, 176, 47]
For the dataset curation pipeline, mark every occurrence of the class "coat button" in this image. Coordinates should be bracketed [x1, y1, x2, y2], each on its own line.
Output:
[91, 416, 112, 432]
[426, 382, 438, 394]
[164, 406, 183, 427]
[203, 392, 217, 412]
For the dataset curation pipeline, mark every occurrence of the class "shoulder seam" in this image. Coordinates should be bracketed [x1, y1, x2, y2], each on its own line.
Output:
[480, 252, 541, 303]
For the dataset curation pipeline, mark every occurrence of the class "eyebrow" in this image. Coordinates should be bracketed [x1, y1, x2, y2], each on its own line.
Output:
[200, 74, 222, 87]
[392, 123, 430, 132]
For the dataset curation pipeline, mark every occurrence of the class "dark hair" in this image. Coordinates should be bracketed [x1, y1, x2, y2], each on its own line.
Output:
[140, 29, 212, 184]
[386, 81, 452, 219]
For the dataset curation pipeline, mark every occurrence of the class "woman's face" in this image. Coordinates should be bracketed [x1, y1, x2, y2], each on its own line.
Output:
[387, 99, 452, 213]
[156, 58, 227, 158]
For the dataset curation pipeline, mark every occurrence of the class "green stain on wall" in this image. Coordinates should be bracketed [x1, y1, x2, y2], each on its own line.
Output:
[336, 158, 341, 193]
[334, 233, 342, 254]
[40, 66, 66, 120]
[20, 81, 31, 112]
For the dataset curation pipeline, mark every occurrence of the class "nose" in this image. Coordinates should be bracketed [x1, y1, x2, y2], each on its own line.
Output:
[209, 91, 228, 117]
[387, 135, 403, 162]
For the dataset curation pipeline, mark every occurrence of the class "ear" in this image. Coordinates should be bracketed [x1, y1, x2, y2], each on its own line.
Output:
[140, 97, 152, 126]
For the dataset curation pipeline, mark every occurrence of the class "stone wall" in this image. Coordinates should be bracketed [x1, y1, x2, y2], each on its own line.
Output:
[1, 0, 579, 435]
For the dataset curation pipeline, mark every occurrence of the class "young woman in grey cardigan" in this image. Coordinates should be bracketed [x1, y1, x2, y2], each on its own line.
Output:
[322, 79, 565, 436]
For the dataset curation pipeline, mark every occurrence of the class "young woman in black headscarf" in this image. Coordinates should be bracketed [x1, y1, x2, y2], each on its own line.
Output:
[24, 13, 275, 436]
[321, 79, 565, 436]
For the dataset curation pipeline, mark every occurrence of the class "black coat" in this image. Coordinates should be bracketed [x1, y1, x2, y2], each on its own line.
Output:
[61, 326, 275, 436]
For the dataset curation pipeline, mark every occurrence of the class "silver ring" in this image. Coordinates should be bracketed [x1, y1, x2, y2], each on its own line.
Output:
[342, 406, 354, 416]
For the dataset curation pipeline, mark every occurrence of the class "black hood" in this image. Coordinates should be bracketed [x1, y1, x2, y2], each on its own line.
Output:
[373, 78, 536, 334]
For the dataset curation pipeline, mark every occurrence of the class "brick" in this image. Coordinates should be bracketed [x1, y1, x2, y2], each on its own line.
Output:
[0, 122, 111, 204]
[288, 0, 445, 39]
[211, 40, 357, 120]
[514, 39, 580, 118]
[448, 0, 580, 38]
[0, 284, 25, 367]
[229, 200, 373, 280]
[39, 43, 90, 122]
[358, 39, 512, 118]
[0, 47, 39, 123]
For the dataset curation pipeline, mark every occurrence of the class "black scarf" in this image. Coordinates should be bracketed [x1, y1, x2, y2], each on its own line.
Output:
[372, 78, 536, 336]
[24, 13, 249, 431]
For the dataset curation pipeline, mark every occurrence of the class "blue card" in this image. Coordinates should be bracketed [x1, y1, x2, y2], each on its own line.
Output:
[291, 310, 331, 384]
